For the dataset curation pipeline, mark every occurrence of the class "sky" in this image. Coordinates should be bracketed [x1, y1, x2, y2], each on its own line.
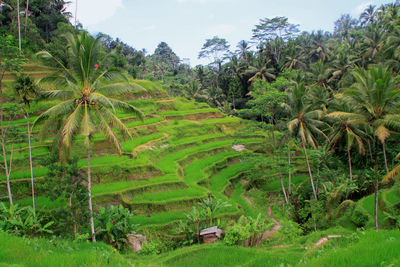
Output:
[66, 0, 395, 66]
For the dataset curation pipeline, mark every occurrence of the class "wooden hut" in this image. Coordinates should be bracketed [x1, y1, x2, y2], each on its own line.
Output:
[200, 226, 223, 243]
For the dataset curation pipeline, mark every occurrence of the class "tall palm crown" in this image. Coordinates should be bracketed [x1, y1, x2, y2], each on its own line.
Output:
[34, 31, 144, 242]
[286, 82, 327, 149]
[345, 65, 400, 146]
[34, 31, 144, 152]
[285, 82, 328, 200]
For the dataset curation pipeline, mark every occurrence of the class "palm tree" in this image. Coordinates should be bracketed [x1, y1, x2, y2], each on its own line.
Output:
[284, 82, 328, 200]
[360, 5, 376, 26]
[235, 40, 251, 62]
[344, 65, 400, 230]
[17, 0, 21, 51]
[24, 0, 29, 36]
[307, 60, 332, 90]
[14, 74, 38, 212]
[183, 80, 206, 101]
[326, 98, 368, 181]
[244, 57, 276, 84]
[328, 44, 358, 86]
[34, 31, 144, 242]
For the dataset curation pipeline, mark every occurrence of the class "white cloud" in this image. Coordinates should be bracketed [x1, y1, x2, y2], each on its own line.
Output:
[176, 0, 229, 3]
[66, 0, 123, 26]
[143, 25, 157, 31]
[352, 2, 372, 17]
[206, 24, 236, 37]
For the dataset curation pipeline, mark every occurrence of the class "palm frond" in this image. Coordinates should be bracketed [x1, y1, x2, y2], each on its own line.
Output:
[33, 100, 76, 128]
[94, 109, 123, 154]
[61, 103, 84, 149]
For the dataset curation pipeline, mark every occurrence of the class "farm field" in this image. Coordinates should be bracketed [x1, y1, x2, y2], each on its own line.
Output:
[0, 72, 306, 232]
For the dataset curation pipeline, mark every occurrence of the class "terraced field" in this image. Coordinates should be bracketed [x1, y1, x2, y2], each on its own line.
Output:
[0, 64, 308, 231]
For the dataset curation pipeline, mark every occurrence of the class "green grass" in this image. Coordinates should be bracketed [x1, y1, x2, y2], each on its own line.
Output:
[201, 117, 241, 124]
[0, 167, 49, 181]
[134, 79, 165, 94]
[264, 174, 308, 192]
[157, 138, 262, 174]
[159, 108, 220, 117]
[358, 191, 386, 228]
[136, 243, 302, 267]
[133, 210, 188, 226]
[0, 232, 130, 267]
[121, 133, 164, 152]
[128, 187, 206, 204]
[125, 117, 164, 128]
[301, 230, 400, 266]
[92, 174, 177, 196]
[14, 196, 64, 210]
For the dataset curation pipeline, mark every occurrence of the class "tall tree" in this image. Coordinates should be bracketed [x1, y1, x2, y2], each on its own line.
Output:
[284, 82, 328, 200]
[326, 98, 368, 181]
[17, 0, 21, 51]
[24, 0, 29, 36]
[34, 31, 144, 242]
[344, 65, 400, 230]
[14, 74, 39, 211]
[0, 35, 25, 206]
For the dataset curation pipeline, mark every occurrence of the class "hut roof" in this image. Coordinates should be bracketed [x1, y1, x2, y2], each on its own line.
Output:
[200, 226, 223, 238]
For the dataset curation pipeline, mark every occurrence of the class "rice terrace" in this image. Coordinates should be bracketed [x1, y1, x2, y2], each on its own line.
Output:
[1, 0, 400, 266]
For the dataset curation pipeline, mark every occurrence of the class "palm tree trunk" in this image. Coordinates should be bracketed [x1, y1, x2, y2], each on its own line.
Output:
[367, 140, 373, 161]
[382, 142, 389, 173]
[272, 129, 288, 204]
[24, 0, 29, 37]
[17, 0, 21, 52]
[302, 142, 318, 201]
[288, 144, 292, 196]
[196, 220, 200, 243]
[75, 0, 78, 27]
[26, 111, 35, 212]
[2, 143, 13, 206]
[374, 140, 379, 230]
[1, 107, 13, 206]
[87, 146, 96, 242]
[348, 148, 353, 181]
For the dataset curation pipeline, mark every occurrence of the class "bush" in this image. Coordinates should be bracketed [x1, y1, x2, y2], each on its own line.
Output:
[0, 203, 54, 237]
[351, 205, 370, 228]
[95, 205, 136, 251]
[224, 214, 270, 246]
[139, 240, 164, 255]
[279, 220, 303, 241]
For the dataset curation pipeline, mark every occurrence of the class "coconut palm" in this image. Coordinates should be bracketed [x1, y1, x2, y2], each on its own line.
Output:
[244, 57, 276, 84]
[24, 0, 29, 36]
[326, 98, 368, 181]
[14, 74, 38, 212]
[344, 65, 400, 229]
[284, 82, 328, 200]
[328, 44, 358, 86]
[34, 31, 144, 242]
[17, 0, 21, 51]
[307, 60, 332, 90]
[360, 4, 377, 26]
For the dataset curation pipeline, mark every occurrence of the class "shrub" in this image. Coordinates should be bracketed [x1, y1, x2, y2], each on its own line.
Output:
[279, 220, 303, 241]
[95, 205, 136, 251]
[0, 203, 54, 237]
[224, 214, 270, 246]
[351, 205, 370, 228]
[139, 240, 164, 255]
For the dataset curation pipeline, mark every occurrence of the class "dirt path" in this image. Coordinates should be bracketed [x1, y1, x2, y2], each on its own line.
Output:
[134, 133, 169, 152]
[312, 235, 342, 249]
[243, 196, 256, 209]
[257, 201, 282, 245]
[243, 194, 282, 246]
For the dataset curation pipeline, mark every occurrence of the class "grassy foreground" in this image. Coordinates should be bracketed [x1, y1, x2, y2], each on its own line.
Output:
[1, 230, 399, 266]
